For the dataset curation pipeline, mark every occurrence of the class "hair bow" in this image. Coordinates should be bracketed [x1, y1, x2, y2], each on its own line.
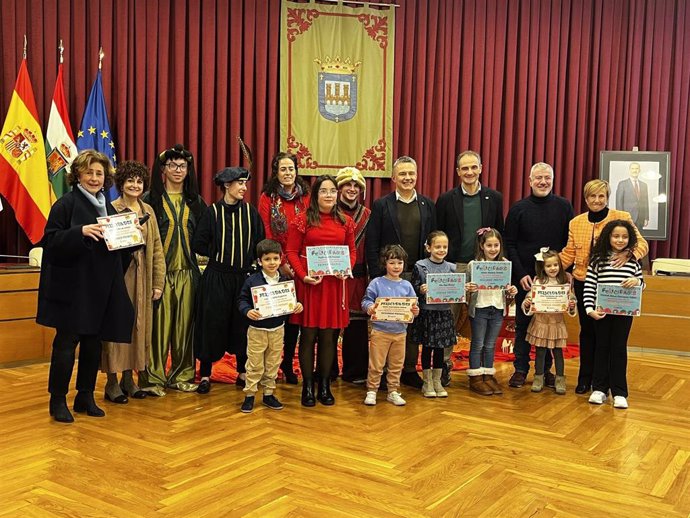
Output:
[534, 247, 550, 262]
[476, 227, 492, 237]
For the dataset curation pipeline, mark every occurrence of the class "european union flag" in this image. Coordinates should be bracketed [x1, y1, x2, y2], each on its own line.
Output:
[76, 70, 118, 200]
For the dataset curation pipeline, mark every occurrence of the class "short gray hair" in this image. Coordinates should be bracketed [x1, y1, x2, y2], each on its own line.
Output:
[393, 155, 417, 170]
[530, 162, 554, 177]
[456, 150, 482, 168]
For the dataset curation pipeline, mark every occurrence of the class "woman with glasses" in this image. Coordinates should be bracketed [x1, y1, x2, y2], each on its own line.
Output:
[140, 145, 206, 395]
[286, 175, 356, 407]
[258, 152, 311, 384]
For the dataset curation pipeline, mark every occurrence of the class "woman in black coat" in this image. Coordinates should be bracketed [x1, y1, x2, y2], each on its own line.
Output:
[37, 150, 134, 423]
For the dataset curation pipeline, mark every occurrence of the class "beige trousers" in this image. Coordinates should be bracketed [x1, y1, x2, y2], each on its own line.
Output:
[367, 329, 406, 393]
[244, 326, 285, 395]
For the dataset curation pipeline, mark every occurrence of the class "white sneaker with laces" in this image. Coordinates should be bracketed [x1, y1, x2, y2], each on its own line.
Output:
[364, 391, 377, 406]
[613, 396, 629, 409]
[588, 390, 607, 405]
[386, 391, 406, 406]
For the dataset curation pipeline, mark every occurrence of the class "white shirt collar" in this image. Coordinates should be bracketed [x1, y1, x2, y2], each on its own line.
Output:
[461, 182, 482, 196]
[395, 189, 418, 203]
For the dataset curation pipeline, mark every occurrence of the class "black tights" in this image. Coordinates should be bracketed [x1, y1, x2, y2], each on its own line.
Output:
[421, 346, 444, 370]
[535, 348, 564, 376]
[299, 327, 337, 381]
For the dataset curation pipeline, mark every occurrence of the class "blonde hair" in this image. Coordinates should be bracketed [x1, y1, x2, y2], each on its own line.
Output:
[66, 149, 115, 191]
[583, 179, 610, 198]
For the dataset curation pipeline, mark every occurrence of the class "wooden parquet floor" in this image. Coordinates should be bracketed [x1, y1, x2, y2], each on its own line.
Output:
[1, 353, 689, 517]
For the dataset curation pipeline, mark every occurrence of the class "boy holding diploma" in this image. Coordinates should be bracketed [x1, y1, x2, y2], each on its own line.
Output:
[238, 239, 303, 413]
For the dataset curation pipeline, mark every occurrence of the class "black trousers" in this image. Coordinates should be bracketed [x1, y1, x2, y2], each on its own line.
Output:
[340, 319, 369, 381]
[280, 322, 301, 373]
[592, 315, 632, 397]
[48, 330, 102, 396]
[573, 280, 595, 387]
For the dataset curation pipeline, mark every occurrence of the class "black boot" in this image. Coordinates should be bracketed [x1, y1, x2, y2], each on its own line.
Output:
[318, 378, 335, 406]
[49, 395, 74, 423]
[73, 391, 105, 417]
[301, 379, 316, 407]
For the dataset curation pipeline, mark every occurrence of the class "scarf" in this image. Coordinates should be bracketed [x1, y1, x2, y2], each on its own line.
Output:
[270, 184, 305, 235]
[77, 184, 107, 217]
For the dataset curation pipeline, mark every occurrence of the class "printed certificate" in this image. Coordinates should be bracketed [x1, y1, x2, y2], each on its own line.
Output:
[306, 245, 352, 277]
[370, 297, 417, 323]
[530, 284, 570, 313]
[596, 284, 642, 317]
[251, 281, 297, 319]
[426, 273, 466, 304]
[471, 261, 512, 290]
[97, 212, 144, 251]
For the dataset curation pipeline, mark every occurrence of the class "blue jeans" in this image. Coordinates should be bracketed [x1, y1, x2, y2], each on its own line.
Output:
[469, 306, 504, 370]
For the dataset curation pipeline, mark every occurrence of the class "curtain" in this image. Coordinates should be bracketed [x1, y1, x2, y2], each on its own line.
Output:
[1, 0, 689, 259]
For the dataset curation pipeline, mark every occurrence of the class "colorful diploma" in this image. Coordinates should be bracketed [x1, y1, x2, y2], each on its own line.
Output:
[306, 245, 352, 277]
[471, 261, 512, 290]
[595, 284, 642, 317]
[426, 273, 466, 304]
[530, 284, 570, 313]
[370, 297, 417, 323]
[251, 280, 298, 319]
[97, 212, 144, 251]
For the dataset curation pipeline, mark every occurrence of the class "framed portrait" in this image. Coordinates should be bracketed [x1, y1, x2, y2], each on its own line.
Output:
[600, 151, 670, 241]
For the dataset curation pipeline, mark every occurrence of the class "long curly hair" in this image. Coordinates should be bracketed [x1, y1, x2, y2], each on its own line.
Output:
[589, 219, 638, 270]
[262, 152, 311, 196]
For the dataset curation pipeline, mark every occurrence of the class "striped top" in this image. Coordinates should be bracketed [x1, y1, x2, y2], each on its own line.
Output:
[583, 256, 645, 313]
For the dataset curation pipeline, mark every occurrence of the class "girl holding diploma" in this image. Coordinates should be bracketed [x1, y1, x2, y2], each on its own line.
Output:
[465, 228, 517, 395]
[410, 231, 456, 398]
[521, 248, 576, 395]
[286, 175, 356, 407]
[583, 220, 644, 409]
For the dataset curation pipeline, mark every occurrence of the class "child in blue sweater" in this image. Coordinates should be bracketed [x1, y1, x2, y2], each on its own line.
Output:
[361, 245, 419, 406]
[238, 239, 303, 413]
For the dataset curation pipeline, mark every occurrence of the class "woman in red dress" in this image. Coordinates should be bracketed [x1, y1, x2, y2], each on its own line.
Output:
[258, 152, 311, 384]
[286, 175, 356, 407]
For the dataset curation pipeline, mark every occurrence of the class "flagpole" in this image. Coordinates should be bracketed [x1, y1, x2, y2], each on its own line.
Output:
[23, 34, 27, 59]
[98, 46, 104, 70]
[59, 39, 64, 64]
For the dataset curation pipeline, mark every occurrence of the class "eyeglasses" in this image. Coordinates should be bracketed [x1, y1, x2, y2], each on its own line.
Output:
[166, 162, 188, 171]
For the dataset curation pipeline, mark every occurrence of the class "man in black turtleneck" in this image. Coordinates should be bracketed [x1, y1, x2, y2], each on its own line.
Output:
[504, 162, 574, 389]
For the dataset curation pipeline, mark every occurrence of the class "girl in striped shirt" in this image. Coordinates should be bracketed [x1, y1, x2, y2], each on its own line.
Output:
[584, 220, 644, 409]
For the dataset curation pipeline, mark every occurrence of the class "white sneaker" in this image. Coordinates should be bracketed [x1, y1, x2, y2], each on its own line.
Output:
[386, 391, 406, 406]
[588, 390, 607, 405]
[364, 391, 377, 406]
[613, 396, 629, 409]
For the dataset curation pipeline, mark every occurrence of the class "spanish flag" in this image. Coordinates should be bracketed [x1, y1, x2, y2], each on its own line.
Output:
[0, 59, 55, 244]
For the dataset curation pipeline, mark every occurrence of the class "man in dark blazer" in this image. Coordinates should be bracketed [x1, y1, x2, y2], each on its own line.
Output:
[436, 150, 504, 386]
[615, 162, 649, 229]
[365, 156, 436, 388]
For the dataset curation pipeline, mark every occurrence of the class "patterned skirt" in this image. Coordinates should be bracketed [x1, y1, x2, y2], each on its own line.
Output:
[410, 309, 457, 349]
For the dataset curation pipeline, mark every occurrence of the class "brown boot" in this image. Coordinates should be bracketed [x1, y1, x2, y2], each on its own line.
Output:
[468, 370, 493, 396]
[482, 368, 503, 395]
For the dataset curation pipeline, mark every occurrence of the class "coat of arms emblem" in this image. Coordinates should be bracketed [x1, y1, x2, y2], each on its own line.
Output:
[0, 125, 38, 165]
[315, 57, 361, 123]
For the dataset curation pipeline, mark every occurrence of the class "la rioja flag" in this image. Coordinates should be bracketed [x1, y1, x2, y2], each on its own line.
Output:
[45, 62, 77, 198]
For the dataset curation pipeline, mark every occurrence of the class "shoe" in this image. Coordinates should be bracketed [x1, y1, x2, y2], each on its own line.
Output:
[508, 371, 526, 388]
[589, 390, 607, 405]
[104, 392, 129, 404]
[317, 378, 335, 406]
[378, 377, 388, 392]
[262, 394, 284, 410]
[575, 384, 590, 394]
[469, 374, 493, 396]
[441, 363, 451, 387]
[386, 391, 406, 406]
[121, 387, 147, 399]
[49, 395, 74, 423]
[364, 391, 377, 406]
[555, 375, 566, 395]
[482, 371, 503, 395]
[400, 371, 424, 389]
[235, 375, 246, 388]
[241, 396, 255, 413]
[120, 371, 147, 399]
[531, 374, 544, 392]
[613, 396, 629, 409]
[422, 369, 436, 397]
[284, 371, 298, 385]
[431, 369, 448, 397]
[73, 391, 105, 417]
[301, 380, 316, 407]
[544, 371, 556, 388]
[197, 379, 211, 394]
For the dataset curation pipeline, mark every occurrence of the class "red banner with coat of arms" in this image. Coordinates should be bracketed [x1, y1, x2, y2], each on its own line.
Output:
[280, 0, 394, 177]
